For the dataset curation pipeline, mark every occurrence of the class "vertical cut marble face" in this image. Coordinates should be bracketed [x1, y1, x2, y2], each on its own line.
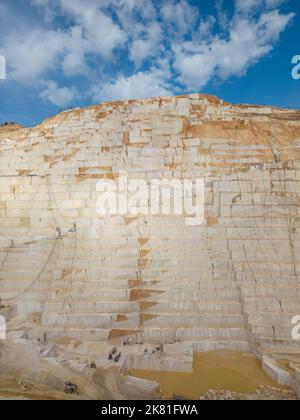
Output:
[0, 95, 299, 363]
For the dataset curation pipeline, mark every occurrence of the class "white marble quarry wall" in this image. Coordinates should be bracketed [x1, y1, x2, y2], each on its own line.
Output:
[0, 94, 300, 365]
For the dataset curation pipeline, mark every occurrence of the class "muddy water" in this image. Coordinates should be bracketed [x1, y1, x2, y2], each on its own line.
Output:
[130, 352, 285, 399]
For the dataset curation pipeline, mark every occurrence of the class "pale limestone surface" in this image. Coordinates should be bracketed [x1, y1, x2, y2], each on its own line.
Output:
[0, 94, 300, 394]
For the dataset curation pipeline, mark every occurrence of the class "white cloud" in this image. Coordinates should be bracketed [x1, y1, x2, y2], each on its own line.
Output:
[62, 26, 90, 76]
[235, 0, 287, 13]
[197, 16, 216, 39]
[30, 0, 52, 6]
[5, 29, 68, 83]
[1, 0, 296, 107]
[30, 0, 58, 21]
[92, 66, 173, 102]
[129, 22, 164, 68]
[161, 0, 199, 36]
[235, 0, 262, 13]
[265, 0, 287, 9]
[102, 0, 157, 33]
[59, 0, 126, 58]
[40, 80, 77, 107]
[173, 9, 294, 90]
[4, 0, 126, 84]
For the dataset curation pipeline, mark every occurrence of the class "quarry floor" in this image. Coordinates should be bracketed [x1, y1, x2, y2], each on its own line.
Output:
[0, 335, 298, 400]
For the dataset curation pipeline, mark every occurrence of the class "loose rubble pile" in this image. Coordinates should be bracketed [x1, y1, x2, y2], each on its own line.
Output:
[200, 386, 298, 400]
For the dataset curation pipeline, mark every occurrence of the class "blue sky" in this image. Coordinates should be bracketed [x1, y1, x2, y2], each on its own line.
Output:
[0, 0, 299, 127]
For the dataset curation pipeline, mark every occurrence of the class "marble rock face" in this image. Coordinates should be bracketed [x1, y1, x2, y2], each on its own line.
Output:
[0, 94, 300, 377]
